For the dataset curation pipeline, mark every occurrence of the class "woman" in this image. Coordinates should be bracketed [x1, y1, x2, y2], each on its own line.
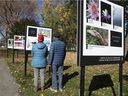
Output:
[31, 34, 48, 92]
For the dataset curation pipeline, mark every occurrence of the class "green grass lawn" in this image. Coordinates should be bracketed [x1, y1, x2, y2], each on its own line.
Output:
[6, 51, 128, 96]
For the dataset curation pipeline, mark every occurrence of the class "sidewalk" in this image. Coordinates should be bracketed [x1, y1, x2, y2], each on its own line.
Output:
[0, 56, 19, 96]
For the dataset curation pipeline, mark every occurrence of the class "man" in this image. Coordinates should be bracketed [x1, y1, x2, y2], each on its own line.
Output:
[49, 32, 66, 92]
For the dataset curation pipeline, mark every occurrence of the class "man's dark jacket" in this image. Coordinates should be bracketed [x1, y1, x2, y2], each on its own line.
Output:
[48, 38, 66, 66]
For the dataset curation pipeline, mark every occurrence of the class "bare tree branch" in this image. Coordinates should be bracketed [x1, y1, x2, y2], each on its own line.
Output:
[0, 0, 37, 33]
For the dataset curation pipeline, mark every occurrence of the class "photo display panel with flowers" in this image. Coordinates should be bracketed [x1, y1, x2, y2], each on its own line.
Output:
[14, 35, 25, 49]
[81, 0, 124, 65]
[26, 26, 52, 51]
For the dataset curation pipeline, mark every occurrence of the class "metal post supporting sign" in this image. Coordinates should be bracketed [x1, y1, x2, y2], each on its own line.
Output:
[80, 67, 85, 96]
[24, 50, 28, 77]
[119, 63, 123, 96]
[13, 35, 15, 63]
[24, 31, 27, 77]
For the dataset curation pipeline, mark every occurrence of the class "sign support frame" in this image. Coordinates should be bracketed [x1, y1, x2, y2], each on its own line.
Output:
[77, 0, 124, 96]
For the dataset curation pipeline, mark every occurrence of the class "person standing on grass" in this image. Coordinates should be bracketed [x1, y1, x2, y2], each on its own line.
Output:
[48, 32, 66, 92]
[31, 34, 48, 92]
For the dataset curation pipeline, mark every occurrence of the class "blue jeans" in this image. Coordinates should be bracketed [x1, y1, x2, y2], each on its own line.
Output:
[52, 64, 63, 90]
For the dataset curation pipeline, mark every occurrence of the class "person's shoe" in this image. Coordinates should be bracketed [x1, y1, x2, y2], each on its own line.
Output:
[59, 88, 63, 92]
[49, 87, 57, 92]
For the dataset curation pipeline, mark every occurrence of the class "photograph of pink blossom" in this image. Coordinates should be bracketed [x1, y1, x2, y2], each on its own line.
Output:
[86, 0, 99, 21]
[101, 1, 111, 24]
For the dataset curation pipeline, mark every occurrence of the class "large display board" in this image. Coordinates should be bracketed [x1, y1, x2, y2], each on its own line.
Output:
[78, 0, 124, 66]
[26, 26, 52, 51]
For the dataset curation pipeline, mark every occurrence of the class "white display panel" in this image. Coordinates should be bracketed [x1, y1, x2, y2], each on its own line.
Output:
[26, 26, 52, 51]
[83, 0, 124, 56]
[14, 35, 25, 49]
[7, 39, 13, 49]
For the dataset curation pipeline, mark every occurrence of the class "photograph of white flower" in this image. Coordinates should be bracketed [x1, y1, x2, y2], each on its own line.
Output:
[101, 1, 111, 24]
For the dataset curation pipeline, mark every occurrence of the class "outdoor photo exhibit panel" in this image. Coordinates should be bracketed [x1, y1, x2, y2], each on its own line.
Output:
[26, 26, 52, 51]
[80, 0, 124, 66]
[7, 39, 13, 49]
[14, 35, 25, 49]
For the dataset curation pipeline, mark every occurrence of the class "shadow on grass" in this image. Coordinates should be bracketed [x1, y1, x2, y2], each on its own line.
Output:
[88, 74, 116, 96]
[63, 65, 71, 71]
[45, 71, 79, 89]
[123, 75, 128, 81]
[63, 71, 79, 87]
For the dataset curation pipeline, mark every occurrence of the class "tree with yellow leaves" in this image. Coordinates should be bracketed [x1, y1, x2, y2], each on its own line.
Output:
[42, 0, 77, 50]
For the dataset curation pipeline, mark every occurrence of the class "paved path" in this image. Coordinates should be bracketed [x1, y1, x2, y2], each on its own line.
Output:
[0, 56, 19, 96]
